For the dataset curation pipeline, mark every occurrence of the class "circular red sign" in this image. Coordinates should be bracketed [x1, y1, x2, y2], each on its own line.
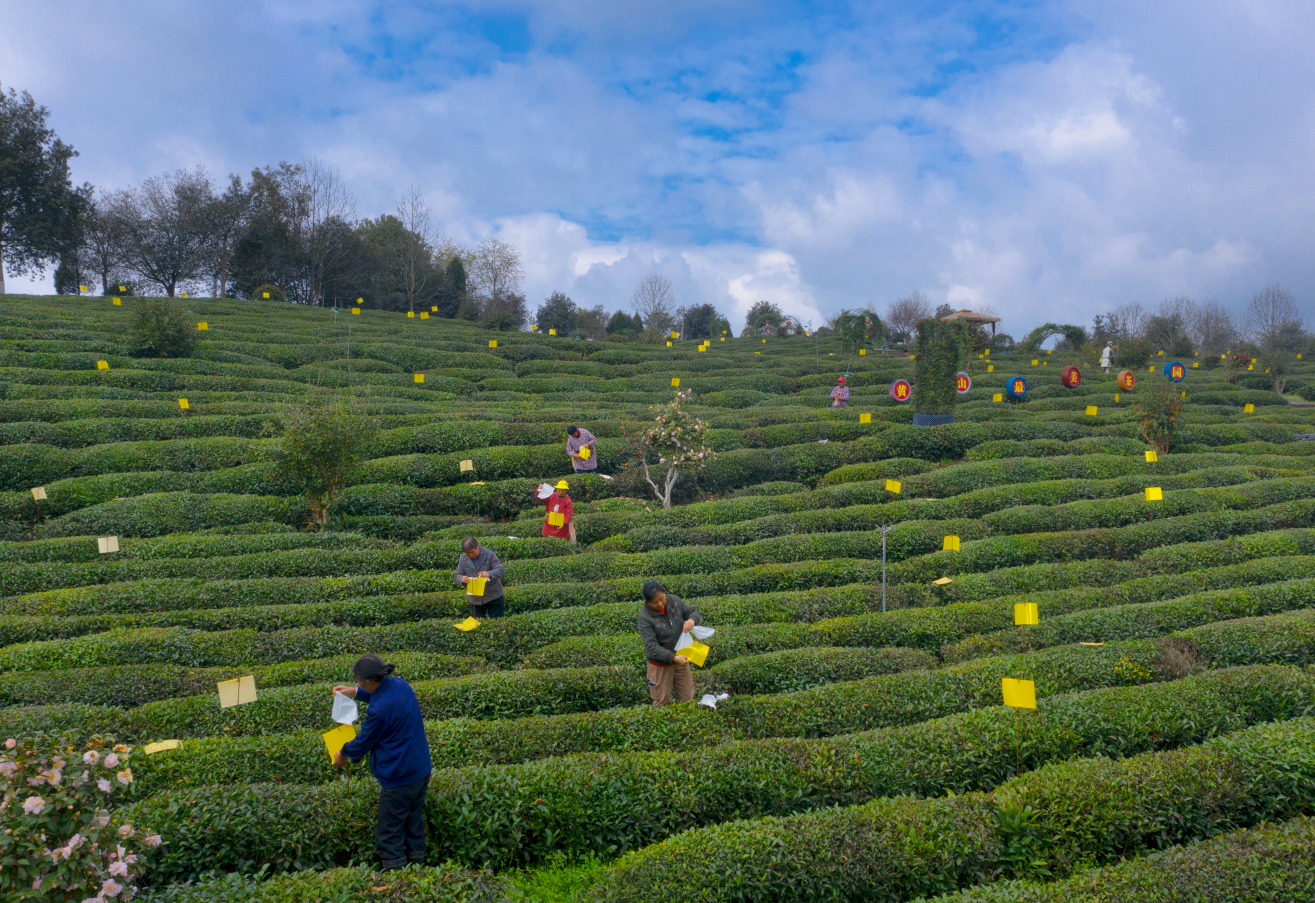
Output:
[1061, 365, 1081, 389]
[889, 379, 912, 403]
[1117, 370, 1136, 391]
[954, 371, 972, 394]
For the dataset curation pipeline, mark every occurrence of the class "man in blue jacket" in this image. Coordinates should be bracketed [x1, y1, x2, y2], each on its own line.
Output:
[332, 654, 432, 869]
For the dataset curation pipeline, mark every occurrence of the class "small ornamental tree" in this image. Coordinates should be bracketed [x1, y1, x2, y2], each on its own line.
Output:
[1137, 380, 1185, 454]
[128, 297, 195, 359]
[625, 389, 715, 508]
[913, 317, 973, 416]
[0, 735, 161, 902]
[276, 395, 378, 529]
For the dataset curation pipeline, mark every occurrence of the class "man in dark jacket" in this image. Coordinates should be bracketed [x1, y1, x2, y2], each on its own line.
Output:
[453, 537, 506, 618]
[333, 654, 432, 869]
[636, 579, 702, 705]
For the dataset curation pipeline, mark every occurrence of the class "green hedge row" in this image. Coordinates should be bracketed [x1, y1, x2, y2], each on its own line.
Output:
[140, 865, 509, 903]
[588, 714, 1315, 902]
[0, 435, 275, 491]
[913, 816, 1315, 903]
[0, 527, 381, 564]
[120, 662, 1315, 880]
[98, 609, 1315, 797]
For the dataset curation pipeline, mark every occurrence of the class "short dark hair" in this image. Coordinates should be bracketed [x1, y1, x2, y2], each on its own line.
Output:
[352, 654, 395, 683]
[642, 580, 665, 602]
[567, 426, 579, 437]
[461, 536, 480, 552]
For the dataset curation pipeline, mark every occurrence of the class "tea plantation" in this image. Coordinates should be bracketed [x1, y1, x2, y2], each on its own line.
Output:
[3, 294, 1315, 903]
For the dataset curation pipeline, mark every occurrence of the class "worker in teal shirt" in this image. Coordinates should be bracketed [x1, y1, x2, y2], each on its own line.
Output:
[332, 654, 432, 869]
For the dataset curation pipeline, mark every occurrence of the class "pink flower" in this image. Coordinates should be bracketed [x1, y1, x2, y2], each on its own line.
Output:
[142, 834, 161, 848]
[83, 751, 101, 766]
[4, 739, 14, 749]
[22, 796, 45, 815]
[97, 814, 111, 828]
[68, 833, 84, 851]
[103, 754, 120, 769]
[81, 897, 105, 903]
[101, 879, 123, 898]
[0, 760, 16, 778]
[98, 779, 112, 792]
[108, 861, 129, 877]
[32, 877, 42, 890]
[117, 824, 134, 839]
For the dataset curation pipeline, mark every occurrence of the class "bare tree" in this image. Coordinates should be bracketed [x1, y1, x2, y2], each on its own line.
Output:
[110, 167, 214, 296]
[469, 237, 524, 300]
[632, 273, 678, 341]
[1246, 284, 1306, 394]
[76, 196, 127, 294]
[294, 158, 357, 305]
[1191, 298, 1236, 356]
[884, 291, 932, 344]
[395, 184, 437, 312]
[206, 174, 250, 298]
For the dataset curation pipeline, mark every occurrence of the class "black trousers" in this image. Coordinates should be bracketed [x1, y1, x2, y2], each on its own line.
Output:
[472, 595, 505, 618]
[376, 775, 429, 869]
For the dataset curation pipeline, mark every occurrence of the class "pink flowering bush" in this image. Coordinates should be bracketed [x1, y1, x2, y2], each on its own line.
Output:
[0, 736, 160, 903]
[624, 390, 715, 508]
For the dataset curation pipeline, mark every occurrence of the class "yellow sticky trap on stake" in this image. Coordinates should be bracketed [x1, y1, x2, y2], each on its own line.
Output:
[859, 349, 866, 355]
[351, 307, 360, 315]
[1014, 603, 1039, 626]
[666, 342, 672, 347]
[885, 479, 902, 494]
[119, 285, 126, 292]
[549, 328, 556, 335]
[720, 337, 725, 342]
[698, 345, 705, 352]
[455, 616, 481, 631]
[97, 537, 119, 554]
[987, 365, 994, 372]
[992, 393, 1003, 402]
[414, 374, 424, 384]
[859, 413, 871, 423]
[489, 340, 498, 349]
[933, 577, 953, 586]
[1181, 390, 1186, 399]
[459, 459, 474, 472]
[465, 577, 487, 595]
[322, 723, 356, 759]
[548, 512, 565, 527]
[1115, 393, 1120, 403]
[407, 311, 415, 318]
[984, 349, 990, 355]
[178, 398, 189, 410]
[1157, 350, 1163, 356]
[112, 298, 121, 306]
[79, 285, 87, 292]
[96, 360, 109, 370]
[763, 339, 767, 343]
[1079, 642, 1108, 647]
[31, 487, 46, 501]
[1144, 450, 1158, 463]
[1085, 406, 1098, 416]
[1192, 362, 1198, 368]
[143, 740, 180, 755]
[1002, 678, 1037, 709]
[263, 292, 271, 299]
[181, 292, 188, 298]
[942, 535, 960, 551]
[1244, 403, 1254, 413]
[217, 675, 257, 708]
[672, 378, 680, 387]
[420, 311, 429, 319]
[1031, 360, 1038, 366]
[682, 641, 710, 667]
[1145, 487, 1163, 501]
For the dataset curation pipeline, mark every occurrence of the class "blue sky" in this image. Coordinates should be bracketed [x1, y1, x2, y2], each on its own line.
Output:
[4, 0, 1314, 334]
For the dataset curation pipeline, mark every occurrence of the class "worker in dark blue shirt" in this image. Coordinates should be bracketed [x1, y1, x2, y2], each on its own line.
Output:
[332, 654, 432, 869]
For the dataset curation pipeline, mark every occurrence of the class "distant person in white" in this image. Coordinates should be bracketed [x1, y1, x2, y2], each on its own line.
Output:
[1100, 343, 1113, 374]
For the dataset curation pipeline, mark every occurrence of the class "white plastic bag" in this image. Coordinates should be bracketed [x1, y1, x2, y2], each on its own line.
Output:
[691, 626, 715, 640]
[331, 691, 359, 725]
[536, 483, 554, 500]
[675, 631, 694, 651]
[698, 693, 730, 709]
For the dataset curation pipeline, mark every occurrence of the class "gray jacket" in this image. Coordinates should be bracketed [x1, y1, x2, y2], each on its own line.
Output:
[637, 594, 702, 665]
[454, 547, 506, 601]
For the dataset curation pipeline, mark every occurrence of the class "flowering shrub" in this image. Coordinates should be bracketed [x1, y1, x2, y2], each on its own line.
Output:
[623, 390, 715, 508]
[0, 736, 159, 903]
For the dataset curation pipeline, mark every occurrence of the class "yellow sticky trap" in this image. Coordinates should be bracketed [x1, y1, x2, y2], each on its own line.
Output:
[1145, 487, 1163, 501]
[79, 285, 87, 292]
[112, 298, 121, 306]
[96, 360, 109, 370]
[1031, 360, 1038, 365]
[549, 328, 556, 335]
[1079, 642, 1108, 647]
[859, 413, 871, 424]
[1157, 350, 1163, 356]
[1042, 361, 1047, 366]
[489, 340, 497, 348]
[119, 286, 126, 292]
[1192, 362, 1198, 368]
[352, 308, 360, 315]
[414, 374, 424, 383]
[1298, 353, 1303, 359]
[909, 354, 915, 359]
[322, 723, 356, 759]
[885, 479, 902, 494]
[143, 740, 180, 755]
[31, 487, 46, 501]
[1014, 603, 1039, 626]
[178, 398, 189, 410]
[180, 292, 188, 298]
[1144, 450, 1158, 463]
[933, 577, 953, 586]
[97, 536, 119, 554]
[992, 393, 1002, 402]
[1251, 358, 1257, 363]
[666, 342, 672, 347]
[1181, 390, 1186, 399]
[1002, 678, 1037, 709]
[420, 311, 429, 319]
[579, 447, 591, 460]
[859, 349, 866, 356]
[942, 535, 960, 551]
[763, 339, 767, 343]
[217, 675, 257, 708]
[407, 310, 415, 318]
[1115, 393, 1120, 403]
[1244, 404, 1254, 413]
[720, 337, 725, 342]
[470, 481, 486, 486]
[197, 321, 208, 330]
[682, 641, 710, 668]
[466, 576, 487, 596]
[548, 512, 565, 527]
[456, 616, 481, 631]
[984, 349, 990, 355]
[459, 459, 474, 472]
[263, 292, 271, 299]
[672, 378, 680, 387]
[1085, 406, 1097, 416]
[1247, 365, 1253, 371]
[1046, 350, 1052, 354]
[987, 365, 994, 372]
[431, 306, 438, 312]
[672, 332, 679, 338]
[698, 346, 705, 352]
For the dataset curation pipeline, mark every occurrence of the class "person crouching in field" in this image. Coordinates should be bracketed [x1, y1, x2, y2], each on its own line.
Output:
[454, 537, 506, 618]
[332, 655, 432, 870]
[537, 479, 574, 543]
[637, 580, 702, 705]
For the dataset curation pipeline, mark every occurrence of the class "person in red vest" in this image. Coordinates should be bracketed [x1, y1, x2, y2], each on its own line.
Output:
[537, 480, 574, 542]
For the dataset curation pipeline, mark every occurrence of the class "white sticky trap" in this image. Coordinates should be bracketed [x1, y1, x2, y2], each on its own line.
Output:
[97, 536, 120, 554]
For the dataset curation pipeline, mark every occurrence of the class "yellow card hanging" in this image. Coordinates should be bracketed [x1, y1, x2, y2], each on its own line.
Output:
[420, 311, 429, 319]
[992, 393, 1002, 402]
[681, 641, 710, 667]
[549, 328, 556, 335]
[942, 535, 960, 551]
[431, 306, 438, 313]
[97, 536, 119, 554]
[322, 723, 356, 759]
[197, 321, 208, 330]
[459, 459, 474, 472]
[1014, 602, 1038, 626]
[143, 740, 180, 755]
[465, 576, 487, 596]
[217, 675, 257, 708]
[1001, 678, 1036, 709]
[31, 486, 46, 501]
[1145, 487, 1163, 501]
[671, 378, 680, 387]
[112, 298, 121, 306]
[579, 446, 591, 460]
[97, 360, 109, 370]
[859, 413, 871, 423]
[488, 340, 497, 348]
[1079, 642, 1108, 647]
[859, 348, 866, 355]
[414, 373, 424, 383]
[455, 616, 481, 631]
[1085, 406, 1097, 416]
[666, 341, 672, 347]
[548, 512, 565, 527]
[178, 398, 190, 410]
[1144, 450, 1158, 463]
[933, 577, 953, 586]
[885, 479, 901, 494]
[1243, 404, 1254, 413]
[352, 308, 360, 315]
[263, 292, 271, 299]
[987, 365, 994, 372]
[407, 311, 415, 318]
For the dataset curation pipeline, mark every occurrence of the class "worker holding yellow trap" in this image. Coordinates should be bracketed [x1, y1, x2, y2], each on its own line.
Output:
[454, 537, 506, 618]
[637, 580, 704, 706]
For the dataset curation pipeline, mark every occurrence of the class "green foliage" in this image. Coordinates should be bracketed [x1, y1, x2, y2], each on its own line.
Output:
[276, 396, 378, 528]
[913, 318, 974, 414]
[535, 292, 578, 334]
[1137, 379, 1186, 453]
[129, 297, 197, 358]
